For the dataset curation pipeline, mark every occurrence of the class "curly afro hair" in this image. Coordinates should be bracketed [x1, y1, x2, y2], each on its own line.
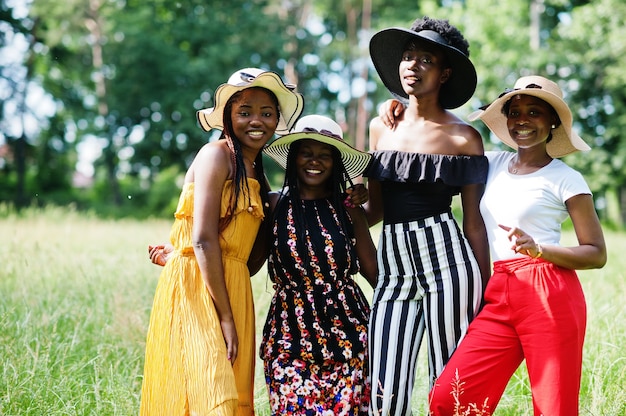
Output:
[410, 16, 470, 57]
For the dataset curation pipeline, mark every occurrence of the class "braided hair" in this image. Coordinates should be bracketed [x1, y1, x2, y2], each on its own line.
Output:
[219, 87, 275, 231]
[275, 140, 358, 274]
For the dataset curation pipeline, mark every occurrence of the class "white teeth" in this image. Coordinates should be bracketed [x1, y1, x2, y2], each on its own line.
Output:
[306, 169, 321, 174]
[249, 131, 263, 137]
[516, 130, 533, 135]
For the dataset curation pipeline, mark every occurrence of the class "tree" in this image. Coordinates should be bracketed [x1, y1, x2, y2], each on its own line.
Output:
[25, 0, 306, 212]
[0, 0, 40, 207]
[27, 0, 113, 205]
[550, 0, 626, 225]
[10, 0, 626, 223]
[103, 0, 310, 204]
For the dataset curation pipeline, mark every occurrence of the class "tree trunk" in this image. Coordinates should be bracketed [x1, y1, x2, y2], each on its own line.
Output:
[14, 136, 27, 208]
[355, 0, 371, 152]
[619, 186, 626, 228]
[86, 0, 121, 205]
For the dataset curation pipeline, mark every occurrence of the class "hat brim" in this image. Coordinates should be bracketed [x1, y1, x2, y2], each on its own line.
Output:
[196, 71, 304, 134]
[264, 133, 372, 179]
[369, 27, 477, 109]
[470, 89, 590, 158]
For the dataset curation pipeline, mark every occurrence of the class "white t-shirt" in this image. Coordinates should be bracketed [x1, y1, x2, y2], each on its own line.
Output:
[480, 151, 591, 261]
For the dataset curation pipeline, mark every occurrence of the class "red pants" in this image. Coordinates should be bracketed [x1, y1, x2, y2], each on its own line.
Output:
[429, 257, 586, 416]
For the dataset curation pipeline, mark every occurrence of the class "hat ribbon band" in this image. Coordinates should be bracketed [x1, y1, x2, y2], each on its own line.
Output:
[497, 83, 543, 98]
[415, 30, 450, 47]
[478, 83, 544, 110]
[302, 127, 342, 140]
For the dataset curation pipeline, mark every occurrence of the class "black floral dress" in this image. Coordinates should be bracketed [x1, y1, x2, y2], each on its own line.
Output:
[260, 198, 371, 415]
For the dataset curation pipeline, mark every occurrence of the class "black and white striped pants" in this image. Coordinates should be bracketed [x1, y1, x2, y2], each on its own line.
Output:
[368, 211, 482, 416]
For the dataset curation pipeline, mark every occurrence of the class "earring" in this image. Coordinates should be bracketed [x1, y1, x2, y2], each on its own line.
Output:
[551, 124, 556, 129]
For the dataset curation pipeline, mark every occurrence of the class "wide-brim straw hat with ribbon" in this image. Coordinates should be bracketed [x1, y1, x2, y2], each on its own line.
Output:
[197, 68, 304, 135]
[468, 75, 590, 158]
[369, 27, 477, 109]
[263, 114, 372, 179]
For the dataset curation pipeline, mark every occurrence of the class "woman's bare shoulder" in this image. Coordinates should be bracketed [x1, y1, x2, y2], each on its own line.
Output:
[447, 121, 484, 156]
[186, 141, 231, 182]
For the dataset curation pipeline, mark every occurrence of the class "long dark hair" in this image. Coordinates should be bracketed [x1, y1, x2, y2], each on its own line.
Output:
[218, 87, 277, 231]
[274, 140, 357, 273]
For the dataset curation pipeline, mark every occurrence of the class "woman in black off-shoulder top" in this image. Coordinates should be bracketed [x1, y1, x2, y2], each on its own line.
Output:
[363, 16, 491, 415]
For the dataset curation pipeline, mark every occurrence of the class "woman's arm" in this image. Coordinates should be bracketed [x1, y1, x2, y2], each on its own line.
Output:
[247, 224, 269, 277]
[346, 205, 378, 288]
[562, 194, 607, 268]
[460, 183, 491, 290]
[501, 194, 606, 270]
[362, 179, 383, 226]
[361, 118, 385, 226]
[191, 143, 239, 363]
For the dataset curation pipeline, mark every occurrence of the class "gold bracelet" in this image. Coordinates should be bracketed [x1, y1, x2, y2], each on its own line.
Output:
[533, 243, 543, 259]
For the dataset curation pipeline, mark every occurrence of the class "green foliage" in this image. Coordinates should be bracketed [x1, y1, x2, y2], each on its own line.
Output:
[145, 164, 184, 218]
[551, 0, 626, 190]
[1, 0, 625, 222]
[104, 0, 299, 176]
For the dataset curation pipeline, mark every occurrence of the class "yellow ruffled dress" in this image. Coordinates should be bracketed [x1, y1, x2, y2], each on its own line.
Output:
[140, 180, 264, 416]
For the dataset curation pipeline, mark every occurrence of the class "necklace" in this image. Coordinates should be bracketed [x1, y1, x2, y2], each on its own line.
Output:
[509, 156, 552, 175]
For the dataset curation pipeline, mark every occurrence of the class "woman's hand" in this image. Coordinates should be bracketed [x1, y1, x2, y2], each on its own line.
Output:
[378, 99, 406, 130]
[220, 318, 238, 364]
[499, 224, 542, 258]
[148, 244, 174, 266]
[344, 183, 369, 208]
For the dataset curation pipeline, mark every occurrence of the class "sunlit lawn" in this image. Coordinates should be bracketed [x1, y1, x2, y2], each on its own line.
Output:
[1, 206, 624, 415]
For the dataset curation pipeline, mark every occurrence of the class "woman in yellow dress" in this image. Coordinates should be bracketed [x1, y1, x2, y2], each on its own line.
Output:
[140, 68, 304, 416]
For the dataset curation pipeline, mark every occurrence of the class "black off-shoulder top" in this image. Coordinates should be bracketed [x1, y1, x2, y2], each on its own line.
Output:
[365, 150, 488, 224]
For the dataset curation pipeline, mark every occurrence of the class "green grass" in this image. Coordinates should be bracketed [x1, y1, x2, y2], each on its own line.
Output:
[1, 206, 624, 415]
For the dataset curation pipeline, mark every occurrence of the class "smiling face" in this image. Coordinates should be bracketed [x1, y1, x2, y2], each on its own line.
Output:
[398, 39, 451, 99]
[505, 94, 559, 149]
[294, 139, 335, 198]
[229, 87, 279, 153]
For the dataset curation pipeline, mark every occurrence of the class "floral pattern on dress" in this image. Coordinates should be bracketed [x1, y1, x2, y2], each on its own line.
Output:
[260, 198, 371, 415]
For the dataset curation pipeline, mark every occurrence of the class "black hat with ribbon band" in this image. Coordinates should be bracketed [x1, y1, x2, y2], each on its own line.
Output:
[468, 75, 590, 158]
[197, 67, 304, 134]
[263, 115, 372, 179]
[369, 26, 477, 109]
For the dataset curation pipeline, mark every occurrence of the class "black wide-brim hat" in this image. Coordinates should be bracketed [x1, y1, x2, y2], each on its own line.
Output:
[370, 28, 477, 109]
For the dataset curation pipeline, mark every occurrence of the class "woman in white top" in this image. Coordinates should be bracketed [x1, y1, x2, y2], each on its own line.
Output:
[429, 75, 607, 416]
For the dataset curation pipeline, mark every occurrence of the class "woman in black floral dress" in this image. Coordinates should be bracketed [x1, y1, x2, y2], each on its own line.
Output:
[261, 115, 378, 415]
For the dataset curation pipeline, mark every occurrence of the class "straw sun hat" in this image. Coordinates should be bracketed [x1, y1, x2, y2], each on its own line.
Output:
[263, 115, 372, 180]
[369, 26, 477, 109]
[196, 68, 305, 135]
[469, 75, 590, 158]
